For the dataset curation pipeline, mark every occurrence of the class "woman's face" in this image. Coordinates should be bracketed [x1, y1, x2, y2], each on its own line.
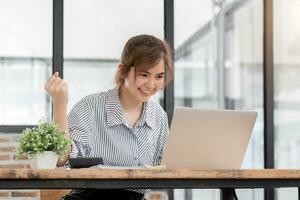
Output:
[124, 59, 165, 103]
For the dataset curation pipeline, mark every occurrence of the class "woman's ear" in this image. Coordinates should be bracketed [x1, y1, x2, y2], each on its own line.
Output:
[118, 64, 127, 82]
[118, 63, 125, 73]
[118, 63, 124, 68]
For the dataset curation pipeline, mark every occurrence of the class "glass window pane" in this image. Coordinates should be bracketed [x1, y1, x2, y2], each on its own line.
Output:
[0, 1, 52, 125]
[64, 0, 164, 110]
[175, 0, 217, 108]
[224, 0, 264, 169]
[274, 0, 300, 199]
[175, 0, 263, 199]
[64, 60, 117, 110]
[175, 0, 218, 199]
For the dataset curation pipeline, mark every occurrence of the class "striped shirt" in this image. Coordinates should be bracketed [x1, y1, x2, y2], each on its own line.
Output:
[67, 87, 169, 194]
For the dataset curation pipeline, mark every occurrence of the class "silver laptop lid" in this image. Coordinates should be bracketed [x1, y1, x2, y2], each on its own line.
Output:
[161, 107, 257, 169]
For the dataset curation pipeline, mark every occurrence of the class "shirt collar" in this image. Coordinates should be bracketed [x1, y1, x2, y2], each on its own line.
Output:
[106, 87, 155, 129]
[137, 101, 155, 129]
[106, 87, 126, 127]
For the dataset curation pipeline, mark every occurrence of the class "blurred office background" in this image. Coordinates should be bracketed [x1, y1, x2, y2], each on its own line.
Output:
[0, 0, 300, 200]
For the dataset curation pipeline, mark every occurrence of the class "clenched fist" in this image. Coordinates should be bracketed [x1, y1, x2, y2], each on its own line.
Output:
[44, 72, 68, 106]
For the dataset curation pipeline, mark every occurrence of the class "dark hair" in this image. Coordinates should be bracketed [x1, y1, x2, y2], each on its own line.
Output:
[115, 34, 173, 87]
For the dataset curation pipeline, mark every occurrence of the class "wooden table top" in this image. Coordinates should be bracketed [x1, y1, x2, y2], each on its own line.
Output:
[1, 168, 300, 180]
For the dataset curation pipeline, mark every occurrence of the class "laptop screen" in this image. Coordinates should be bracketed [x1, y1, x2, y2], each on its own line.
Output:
[161, 107, 257, 169]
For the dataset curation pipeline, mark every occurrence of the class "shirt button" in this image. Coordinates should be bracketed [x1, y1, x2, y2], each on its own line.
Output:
[133, 157, 137, 161]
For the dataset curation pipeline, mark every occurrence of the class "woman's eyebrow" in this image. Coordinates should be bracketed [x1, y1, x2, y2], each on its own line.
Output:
[137, 71, 165, 75]
[156, 72, 165, 75]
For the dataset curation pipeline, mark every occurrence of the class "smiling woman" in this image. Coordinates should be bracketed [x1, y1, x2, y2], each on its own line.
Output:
[44, 34, 173, 200]
[115, 35, 173, 127]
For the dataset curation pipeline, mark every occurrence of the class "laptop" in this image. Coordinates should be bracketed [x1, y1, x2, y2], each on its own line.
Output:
[161, 107, 257, 169]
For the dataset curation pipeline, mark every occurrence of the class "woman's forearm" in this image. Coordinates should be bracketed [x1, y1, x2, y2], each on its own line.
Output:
[53, 104, 71, 166]
[44, 72, 71, 166]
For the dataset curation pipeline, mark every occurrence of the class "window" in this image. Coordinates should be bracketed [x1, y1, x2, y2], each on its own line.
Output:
[274, 0, 300, 199]
[0, 1, 52, 125]
[174, 0, 263, 199]
[64, 0, 164, 110]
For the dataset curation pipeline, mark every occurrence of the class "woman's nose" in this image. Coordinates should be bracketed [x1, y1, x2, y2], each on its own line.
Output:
[146, 77, 155, 89]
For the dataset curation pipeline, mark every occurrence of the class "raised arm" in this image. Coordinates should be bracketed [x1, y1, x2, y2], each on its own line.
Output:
[44, 72, 71, 166]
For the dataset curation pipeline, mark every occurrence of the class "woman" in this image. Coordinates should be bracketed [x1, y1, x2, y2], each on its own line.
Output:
[45, 34, 173, 200]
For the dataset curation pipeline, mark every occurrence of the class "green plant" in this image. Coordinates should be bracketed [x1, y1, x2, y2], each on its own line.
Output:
[16, 121, 71, 159]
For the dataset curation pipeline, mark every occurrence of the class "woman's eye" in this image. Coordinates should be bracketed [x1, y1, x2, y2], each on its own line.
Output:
[139, 73, 148, 77]
[156, 75, 164, 79]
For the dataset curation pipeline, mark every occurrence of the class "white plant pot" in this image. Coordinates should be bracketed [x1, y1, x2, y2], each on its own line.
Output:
[34, 151, 58, 169]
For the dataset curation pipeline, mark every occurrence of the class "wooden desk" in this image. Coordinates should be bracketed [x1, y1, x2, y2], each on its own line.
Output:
[1, 169, 300, 200]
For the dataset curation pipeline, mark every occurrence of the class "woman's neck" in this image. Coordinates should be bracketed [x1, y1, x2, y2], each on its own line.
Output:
[118, 85, 143, 113]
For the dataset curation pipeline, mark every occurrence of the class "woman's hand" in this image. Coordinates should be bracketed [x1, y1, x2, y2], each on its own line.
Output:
[44, 72, 68, 106]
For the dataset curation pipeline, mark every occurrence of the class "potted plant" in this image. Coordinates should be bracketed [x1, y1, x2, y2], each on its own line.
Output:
[16, 121, 71, 169]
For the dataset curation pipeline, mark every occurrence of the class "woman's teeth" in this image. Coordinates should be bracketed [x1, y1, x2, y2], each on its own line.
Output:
[139, 88, 151, 95]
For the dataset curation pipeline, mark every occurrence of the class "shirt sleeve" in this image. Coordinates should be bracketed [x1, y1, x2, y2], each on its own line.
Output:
[67, 99, 92, 157]
[153, 111, 169, 166]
